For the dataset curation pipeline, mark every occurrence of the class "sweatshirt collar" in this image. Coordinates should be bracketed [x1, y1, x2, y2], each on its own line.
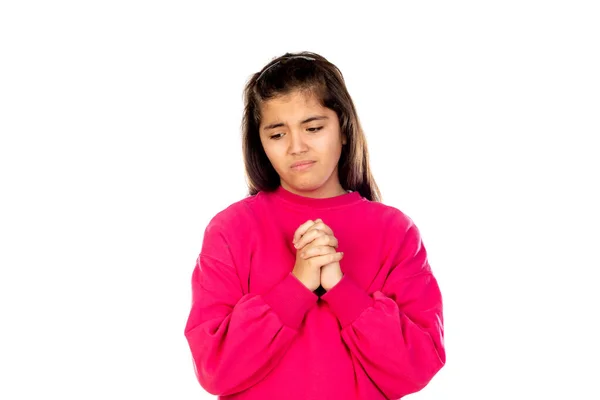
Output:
[271, 185, 363, 209]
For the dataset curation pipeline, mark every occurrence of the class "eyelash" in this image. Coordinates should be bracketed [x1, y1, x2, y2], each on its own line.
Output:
[270, 127, 323, 140]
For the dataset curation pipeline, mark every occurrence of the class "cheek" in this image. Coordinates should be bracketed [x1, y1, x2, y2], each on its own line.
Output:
[263, 145, 285, 170]
[323, 136, 343, 157]
[260, 140, 274, 159]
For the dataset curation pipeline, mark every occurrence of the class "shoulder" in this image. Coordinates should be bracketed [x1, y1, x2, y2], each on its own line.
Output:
[363, 202, 429, 268]
[363, 200, 416, 233]
[199, 194, 260, 258]
[362, 200, 426, 253]
[204, 193, 260, 236]
[194, 194, 265, 269]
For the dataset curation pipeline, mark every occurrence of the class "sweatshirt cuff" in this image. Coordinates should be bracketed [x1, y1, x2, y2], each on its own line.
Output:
[262, 272, 319, 330]
[321, 274, 374, 328]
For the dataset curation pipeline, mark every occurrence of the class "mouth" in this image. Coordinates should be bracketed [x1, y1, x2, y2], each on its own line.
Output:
[291, 161, 316, 170]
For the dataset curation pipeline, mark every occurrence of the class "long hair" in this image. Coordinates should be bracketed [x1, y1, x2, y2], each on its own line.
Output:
[241, 51, 381, 202]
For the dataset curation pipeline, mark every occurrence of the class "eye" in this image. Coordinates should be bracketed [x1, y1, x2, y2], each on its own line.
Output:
[269, 127, 322, 140]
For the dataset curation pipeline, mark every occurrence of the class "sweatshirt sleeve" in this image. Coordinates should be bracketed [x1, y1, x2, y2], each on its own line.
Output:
[320, 219, 445, 399]
[184, 215, 318, 397]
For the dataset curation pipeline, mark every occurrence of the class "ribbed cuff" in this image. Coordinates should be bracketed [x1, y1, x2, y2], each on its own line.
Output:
[262, 272, 319, 330]
[321, 275, 374, 328]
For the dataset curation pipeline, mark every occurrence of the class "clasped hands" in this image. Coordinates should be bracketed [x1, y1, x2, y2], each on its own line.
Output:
[292, 218, 344, 293]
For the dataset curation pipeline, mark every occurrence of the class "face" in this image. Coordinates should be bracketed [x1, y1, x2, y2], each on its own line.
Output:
[259, 90, 347, 198]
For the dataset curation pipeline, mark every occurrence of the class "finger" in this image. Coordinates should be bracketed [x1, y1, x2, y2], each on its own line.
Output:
[298, 228, 338, 250]
[323, 234, 339, 249]
[295, 228, 327, 249]
[296, 220, 333, 248]
[293, 219, 318, 243]
[301, 245, 336, 259]
[308, 251, 344, 268]
[293, 220, 315, 244]
[308, 233, 339, 250]
[308, 219, 334, 236]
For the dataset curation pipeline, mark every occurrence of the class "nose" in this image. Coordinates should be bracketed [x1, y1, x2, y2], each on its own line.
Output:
[287, 130, 308, 155]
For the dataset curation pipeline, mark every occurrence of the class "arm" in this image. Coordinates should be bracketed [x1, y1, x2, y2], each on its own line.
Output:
[321, 221, 445, 399]
[184, 217, 318, 396]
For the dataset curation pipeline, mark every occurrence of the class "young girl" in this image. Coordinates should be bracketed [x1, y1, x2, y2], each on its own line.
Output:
[184, 51, 445, 399]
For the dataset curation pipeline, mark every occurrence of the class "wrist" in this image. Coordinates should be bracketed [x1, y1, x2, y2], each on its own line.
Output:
[323, 272, 344, 291]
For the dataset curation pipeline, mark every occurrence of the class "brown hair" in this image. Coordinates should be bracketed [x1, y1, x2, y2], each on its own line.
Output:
[241, 51, 381, 202]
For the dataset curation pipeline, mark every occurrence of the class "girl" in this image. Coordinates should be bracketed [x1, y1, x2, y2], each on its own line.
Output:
[184, 51, 445, 400]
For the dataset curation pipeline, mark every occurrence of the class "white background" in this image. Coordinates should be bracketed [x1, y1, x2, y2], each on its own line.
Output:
[1, 1, 599, 399]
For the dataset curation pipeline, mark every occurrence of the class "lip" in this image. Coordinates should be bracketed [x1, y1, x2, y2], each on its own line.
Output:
[291, 160, 316, 170]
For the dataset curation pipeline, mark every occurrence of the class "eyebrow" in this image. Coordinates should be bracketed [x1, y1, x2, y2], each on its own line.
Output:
[262, 115, 329, 131]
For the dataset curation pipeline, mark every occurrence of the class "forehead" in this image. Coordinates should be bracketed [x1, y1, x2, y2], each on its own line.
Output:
[260, 90, 325, 119]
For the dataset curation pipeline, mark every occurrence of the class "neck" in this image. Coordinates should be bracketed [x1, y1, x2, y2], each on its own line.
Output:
[281, 184, 347, 199]
[271, 185, 361, 209]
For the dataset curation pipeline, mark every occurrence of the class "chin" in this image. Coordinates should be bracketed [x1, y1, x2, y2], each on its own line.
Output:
[287, 179, 323, 192]
[293, 184, 321, 192]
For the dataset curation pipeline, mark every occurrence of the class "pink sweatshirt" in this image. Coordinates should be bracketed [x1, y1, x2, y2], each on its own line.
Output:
[184, 186, 445, 399]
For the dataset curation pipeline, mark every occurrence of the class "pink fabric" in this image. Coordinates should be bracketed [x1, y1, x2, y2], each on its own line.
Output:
[184, 186, 445, 399]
